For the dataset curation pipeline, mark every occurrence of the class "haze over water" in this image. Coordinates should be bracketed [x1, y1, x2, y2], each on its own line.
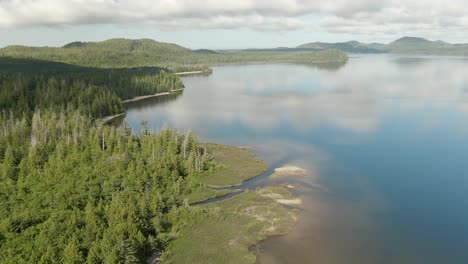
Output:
[125, 55, 468, 263]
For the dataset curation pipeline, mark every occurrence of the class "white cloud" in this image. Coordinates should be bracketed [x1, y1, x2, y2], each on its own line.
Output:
[1, 0, 468, 39]
[319, 1, 468, 41]
[149, 15, 305, 31]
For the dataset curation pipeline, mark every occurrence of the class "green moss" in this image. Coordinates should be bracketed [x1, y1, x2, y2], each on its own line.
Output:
[201, 144, 268, 188]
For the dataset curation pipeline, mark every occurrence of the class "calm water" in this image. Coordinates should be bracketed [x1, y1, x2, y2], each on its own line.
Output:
[125, 55, 468, 264]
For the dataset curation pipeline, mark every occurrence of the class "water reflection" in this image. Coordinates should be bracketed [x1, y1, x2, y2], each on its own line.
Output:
[125, 55, 468, 264]
[126, 64, 383, 136]
[299, 61, 347, 71]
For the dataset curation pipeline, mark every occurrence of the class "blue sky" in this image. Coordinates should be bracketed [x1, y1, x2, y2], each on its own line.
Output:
[1, 0, 468, 49]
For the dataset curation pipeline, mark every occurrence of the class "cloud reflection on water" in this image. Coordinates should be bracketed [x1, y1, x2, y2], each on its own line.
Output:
[126, 55, 468, 143]
[124, 55, 468, 264]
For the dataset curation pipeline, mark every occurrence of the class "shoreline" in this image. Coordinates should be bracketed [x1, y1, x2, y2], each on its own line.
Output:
[98, 112, 125, 125]
[161, 145, 301, 263]
[200, 144, 269, 188]
[122, 92, 170, 103]
[200, 59, 348, 67]
[122, 88, 184, 103]
[162, 186, 299, 264]
[97, 75, 302, 264]
[99, 88, 185, 125]
[175, 71, 205, 75]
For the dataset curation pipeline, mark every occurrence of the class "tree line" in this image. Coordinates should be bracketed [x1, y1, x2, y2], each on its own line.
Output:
[0, 109, 214, 263]
[0, 55, 213, 263]
[0, 38, 348, 71]
[0, 61, 184, 118]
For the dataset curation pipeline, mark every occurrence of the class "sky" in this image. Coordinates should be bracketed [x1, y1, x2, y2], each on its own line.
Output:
[1, 0, 468, 49]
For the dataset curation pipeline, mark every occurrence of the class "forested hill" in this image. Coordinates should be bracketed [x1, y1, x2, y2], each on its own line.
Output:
[297, 41, 386, 54]
[0, 38, 348, 70]
[385, 37, 468, 55]
[0, 38, 198, 70]
[298, 36, 468, 55]
[62, 38, 189, 52]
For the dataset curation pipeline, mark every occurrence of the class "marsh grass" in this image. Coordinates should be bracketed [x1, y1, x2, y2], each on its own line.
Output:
[201, 144, 269, 188]
[162, 187, 298, 264]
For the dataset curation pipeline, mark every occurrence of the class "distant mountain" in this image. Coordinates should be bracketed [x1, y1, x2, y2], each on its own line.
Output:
[367, 43, 387, 50]
[298, 37, 468, 55]
[193, 49, 218, 54]
[386, 37, 461, 54]
[297, 40, 386, 54]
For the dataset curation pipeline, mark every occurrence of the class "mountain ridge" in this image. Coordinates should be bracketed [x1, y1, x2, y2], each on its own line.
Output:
[298, 36, 468, 55]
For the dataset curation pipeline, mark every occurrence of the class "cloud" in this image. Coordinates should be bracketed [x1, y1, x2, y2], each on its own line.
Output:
[150, 15, 305, 31]
[319, 1, 468, 41]
[0, 0, 315, 30]
[1, 0, 468, 38]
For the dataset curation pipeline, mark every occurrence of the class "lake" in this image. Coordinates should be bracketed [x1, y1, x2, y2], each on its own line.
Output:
[125, 54, 468, 264]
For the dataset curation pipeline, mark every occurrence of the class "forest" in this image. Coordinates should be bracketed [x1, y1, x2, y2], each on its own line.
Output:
[0, 38, 348, 70]
[0, 58, 184, 118]
[0, 54, 212, 263]
[0, 110, 214, 263]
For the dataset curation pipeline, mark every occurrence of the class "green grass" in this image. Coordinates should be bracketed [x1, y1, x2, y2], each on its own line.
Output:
[162, 187, 298, 264]
[201, 144, 269, 188]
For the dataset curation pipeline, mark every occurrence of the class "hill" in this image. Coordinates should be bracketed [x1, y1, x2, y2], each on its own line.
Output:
[193, 49, 219, 54]
[298, 36, 468, 55]
[0, 38, 348, 71]
[386, 36, 468, 55]
[297, 40, 385, 53]
[0, 38, 195, 70]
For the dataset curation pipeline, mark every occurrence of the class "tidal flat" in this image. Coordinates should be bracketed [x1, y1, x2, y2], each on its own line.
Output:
[165, 145, 301, 263]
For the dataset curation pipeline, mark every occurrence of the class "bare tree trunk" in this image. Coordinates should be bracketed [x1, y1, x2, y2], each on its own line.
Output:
[102, 132, 105, 150]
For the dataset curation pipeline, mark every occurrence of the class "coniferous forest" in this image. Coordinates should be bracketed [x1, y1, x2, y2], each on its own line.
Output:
[0, 38, 348, 263]
[0, 58, 184, 118]
[0, 109, 211, 263]
[0, 38, 348, 70]
[0, 56, 209, 263]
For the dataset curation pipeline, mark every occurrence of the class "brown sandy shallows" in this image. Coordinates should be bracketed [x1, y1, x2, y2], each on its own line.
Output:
[270, 165, 308, 179]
